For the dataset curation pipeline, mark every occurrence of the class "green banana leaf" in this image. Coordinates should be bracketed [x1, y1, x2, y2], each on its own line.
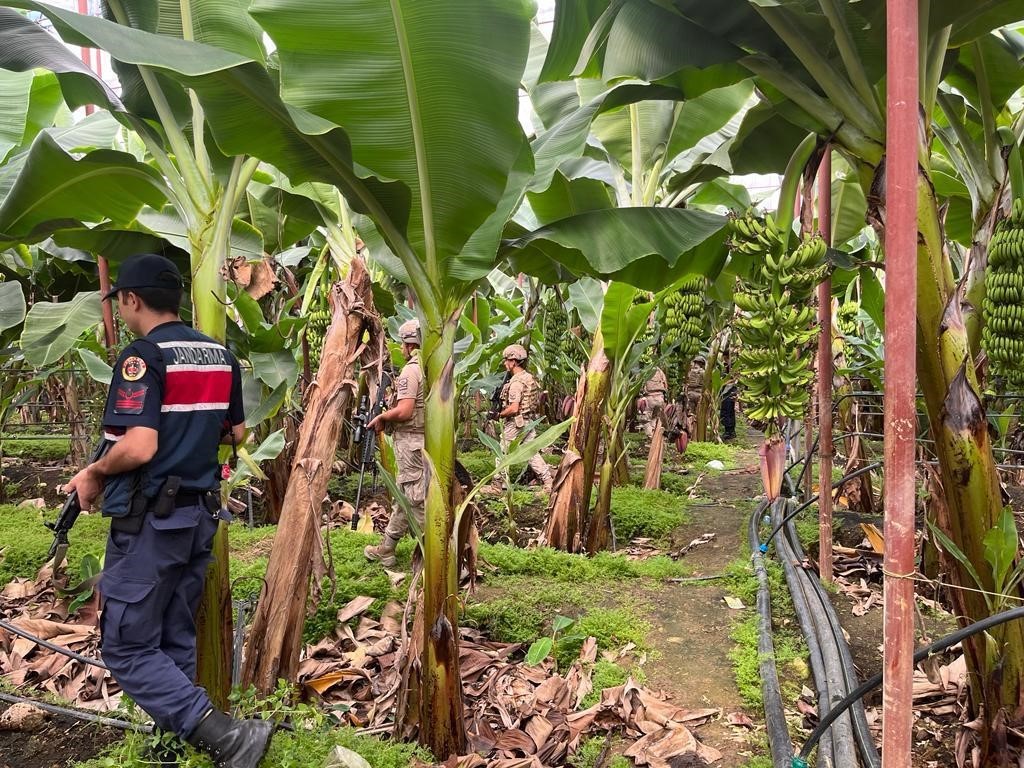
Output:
[0, 4, 408, 240]
[0, 70, 56, 164]
[251, 0, 533, 280]
[0, 280, 25, 332]
[538, 0, 610, 82]
[20, 290, 103, 367]
[0, 133, 167, 246]
[526, 171, 615, 228]
[504, 207, 728, 290]
[600, 282, 651, 364]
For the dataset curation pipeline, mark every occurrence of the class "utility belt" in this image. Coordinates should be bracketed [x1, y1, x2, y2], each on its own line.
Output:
[110, 475, 220, 534]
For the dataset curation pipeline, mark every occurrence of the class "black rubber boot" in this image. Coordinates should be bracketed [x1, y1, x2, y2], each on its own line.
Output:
[186, 709, 273, 768]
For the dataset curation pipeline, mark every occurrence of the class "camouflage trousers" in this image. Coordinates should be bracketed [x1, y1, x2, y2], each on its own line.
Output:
[500, 420, 552, 489]
[383, 431, 426, 542]
[638, 392, 667, 438]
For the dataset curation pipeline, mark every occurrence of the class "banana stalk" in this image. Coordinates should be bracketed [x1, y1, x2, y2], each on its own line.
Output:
[909, 175, 1024, 754]
[418, 317, 467, 755]
[544, 331, 611, 552]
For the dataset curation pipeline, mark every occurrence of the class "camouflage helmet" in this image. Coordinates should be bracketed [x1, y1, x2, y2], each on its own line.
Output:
[398, 318, 421, 345]
[503, 343, 528, 362]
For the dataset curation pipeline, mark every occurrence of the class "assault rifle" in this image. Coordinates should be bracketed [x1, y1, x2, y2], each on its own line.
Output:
[350, 370, 392, 530]
[46, 439, 111, 564]
[489, 370, 512, 419]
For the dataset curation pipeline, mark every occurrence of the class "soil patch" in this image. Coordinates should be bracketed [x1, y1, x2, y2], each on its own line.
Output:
[640, 449, 766, 766]
[0, 715, 121, 768]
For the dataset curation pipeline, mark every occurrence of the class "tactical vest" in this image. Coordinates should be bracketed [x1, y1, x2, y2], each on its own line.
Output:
[504, 370, 540, 420]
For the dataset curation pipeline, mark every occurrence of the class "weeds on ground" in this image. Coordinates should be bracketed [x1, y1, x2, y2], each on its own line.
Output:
[478, 542, 686, 581]
[72, 683, 430, 768]
[609, 486, 690, 541]
[680, 441, 741, 468]
[2, 434, 72, 462]
[0, 505, 109, 585]
[580, 659, 642, 708]
[569, 736, 630, 768]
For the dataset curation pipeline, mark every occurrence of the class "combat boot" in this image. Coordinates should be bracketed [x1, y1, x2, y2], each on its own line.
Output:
[186, 709, 272, 768]
[364, 535, 399, 567]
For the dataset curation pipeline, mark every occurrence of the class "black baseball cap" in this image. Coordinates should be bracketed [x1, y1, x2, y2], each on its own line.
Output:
[104, 253, 184, 300]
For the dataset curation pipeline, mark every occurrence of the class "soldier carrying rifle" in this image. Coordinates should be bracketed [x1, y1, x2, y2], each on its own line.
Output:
[495, 344, 553, 493]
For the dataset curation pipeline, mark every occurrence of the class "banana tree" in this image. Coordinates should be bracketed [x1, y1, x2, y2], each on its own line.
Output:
[563, 0, 1024, 756]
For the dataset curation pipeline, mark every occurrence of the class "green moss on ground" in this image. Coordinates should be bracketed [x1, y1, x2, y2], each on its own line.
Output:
[1, 434, 72, 462]
[0, 505, 109, 586]
[680, 441, 741, 469]
[458, 449, 496, 482]
[609, 486, 690, 541]
[479, 542, 686, 582]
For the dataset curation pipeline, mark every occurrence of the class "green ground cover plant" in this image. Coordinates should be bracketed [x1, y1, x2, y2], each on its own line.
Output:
[680, 441, 742, 469]
[609, 486, 691, 540]
[0, 505, 108, 585]
[569, 736, 630, 768]
[1, 434, 72, 462]
[478, 542, 686, 581]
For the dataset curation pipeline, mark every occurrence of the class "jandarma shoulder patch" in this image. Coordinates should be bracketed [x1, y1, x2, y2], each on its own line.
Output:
[121, 356, 147, 381]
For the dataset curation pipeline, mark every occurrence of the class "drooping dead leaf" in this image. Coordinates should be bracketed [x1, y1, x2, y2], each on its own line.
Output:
[245, 257, 278, 300]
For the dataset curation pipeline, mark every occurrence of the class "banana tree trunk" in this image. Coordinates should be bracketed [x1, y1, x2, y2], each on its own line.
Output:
[694, 338, 721, 442]
[192, 231, 232, 709]
[610, 428, 629, 486]
[418, 317, 467, 757]
[836, 378, 876, 514]
[543, 331, 612, 552]
[643, 420, 665, 490]
[242, 259, 379, 692]
[890, 175, 1024, 760]
[586, 458, 614, 554]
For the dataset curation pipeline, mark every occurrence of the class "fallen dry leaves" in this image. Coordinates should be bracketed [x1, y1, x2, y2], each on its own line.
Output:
[0, 565, 117, 713]
[299, 598, 723, 766]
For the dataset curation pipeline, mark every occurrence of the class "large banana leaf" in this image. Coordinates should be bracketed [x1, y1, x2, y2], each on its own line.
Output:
[0, 280, 25, 332]
[0, 70, 60, 164]
[530, 81, 682, 193]
[526, 171, 615, 227]
[600, 282, 650, 363]
[20, 290, 102, 367]
[0, 4, 408, 244]
[0, 133, 167, 246]
[538, 0, 610, 82]
[250, 0, 533, 280]
[103, 0, 265, 123]
[505, 207, 727, 290]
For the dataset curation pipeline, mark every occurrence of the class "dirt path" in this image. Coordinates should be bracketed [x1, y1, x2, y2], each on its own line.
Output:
[640, 448, 766, 767]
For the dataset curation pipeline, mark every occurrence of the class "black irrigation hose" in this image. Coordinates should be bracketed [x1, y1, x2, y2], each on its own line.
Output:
[749, 500, 795, 767]
[768, 500, 836, 768]
[797, 606, 1024, 764]
[0, 618, 108, 670]
[762, 462, 883, 554]
[781, 504, 880, 768]
[0, 691, 152, 732]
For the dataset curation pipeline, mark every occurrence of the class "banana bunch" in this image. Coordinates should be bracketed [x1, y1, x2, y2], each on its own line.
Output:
[727, 209, 786, 259]
[306, 307, 331, 369]
[662, 276, 707, 359]
[543, 294, 569, 371]
[729, 210, 829, 431]
[982, 198, 1024, 387]
[836, 300, 860, 337]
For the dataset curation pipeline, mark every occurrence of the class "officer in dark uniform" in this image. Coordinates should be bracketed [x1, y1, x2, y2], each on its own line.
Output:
[65, 254, 271, 768]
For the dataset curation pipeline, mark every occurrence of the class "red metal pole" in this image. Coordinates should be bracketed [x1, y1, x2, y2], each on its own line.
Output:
[882, 0, 919, 764]
[76, 0, 94, 116]
[816, 148, 833, 586]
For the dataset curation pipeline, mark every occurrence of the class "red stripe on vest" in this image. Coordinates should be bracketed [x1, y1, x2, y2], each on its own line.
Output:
[164, 369, 233, 406]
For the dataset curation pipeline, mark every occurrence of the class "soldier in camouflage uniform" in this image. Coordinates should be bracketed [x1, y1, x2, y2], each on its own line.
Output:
[364, 319, 426, 568]
[637, 366, 668, 438]
[497, 344, 553, 492]
[683, 357, 705, 437]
